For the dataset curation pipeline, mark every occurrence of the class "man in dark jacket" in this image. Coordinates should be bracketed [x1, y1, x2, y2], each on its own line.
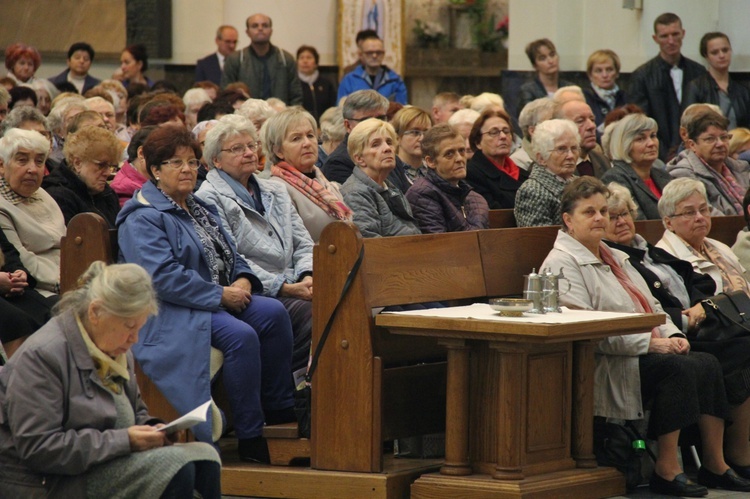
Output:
[48, 43, 100, 95]
[628, 12, 706, 161]
[195, 25, 238, 85]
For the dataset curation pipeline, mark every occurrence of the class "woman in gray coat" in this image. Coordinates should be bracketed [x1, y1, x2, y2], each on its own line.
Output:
[197, 115, 313, 373]
[601, 113, 673, 220]
[340, 119, 420, 238]
[0, 262, 221, 498]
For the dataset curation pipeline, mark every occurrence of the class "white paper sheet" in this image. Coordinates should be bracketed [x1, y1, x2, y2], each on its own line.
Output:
[156, 400, 211, 434]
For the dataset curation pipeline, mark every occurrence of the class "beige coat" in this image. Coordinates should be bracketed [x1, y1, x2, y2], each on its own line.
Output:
[657, 229, 748, 291]
[542, 230, 679, 420]
[0, 188, 65, 296]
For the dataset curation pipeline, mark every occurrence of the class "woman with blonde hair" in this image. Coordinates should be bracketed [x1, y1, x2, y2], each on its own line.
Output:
[583, 49, 626, 134]
[390, 106, 433, 184]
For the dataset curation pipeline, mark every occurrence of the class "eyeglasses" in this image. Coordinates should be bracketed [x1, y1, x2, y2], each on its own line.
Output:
[160, 158, 201, 170]
[363, 50, 385, 57]
[88, 159, 119, 171]
[481, 128, 512, 138]
[610, 210, 635, 221]
[670, 206, 711, 219]
[402, 129, 426, 138]
[548, 145, 580, 156]
[221, 142, 261, 156]
[697, 134, 732, 145]
[345, 114, 387, 123]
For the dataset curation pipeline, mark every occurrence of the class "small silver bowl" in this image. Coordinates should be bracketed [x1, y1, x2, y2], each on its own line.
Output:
[489, 298, 534, 317]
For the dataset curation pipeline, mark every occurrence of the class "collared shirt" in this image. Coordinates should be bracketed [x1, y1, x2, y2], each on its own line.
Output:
[217, 52, 226, 71]
[670, 65, 684, 104]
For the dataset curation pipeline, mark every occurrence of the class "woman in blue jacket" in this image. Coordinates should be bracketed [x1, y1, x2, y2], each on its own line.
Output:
[117, 125, 295, 463]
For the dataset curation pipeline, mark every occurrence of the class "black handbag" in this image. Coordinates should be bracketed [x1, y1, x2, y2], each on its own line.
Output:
[697, 291, 750, 341]
[294, 245, 365, 438]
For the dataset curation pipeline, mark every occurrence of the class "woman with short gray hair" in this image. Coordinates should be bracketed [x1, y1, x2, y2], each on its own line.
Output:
[0, 261, 222, 498]
[514, 119, 580, 227]
[601, 113, 673, 220]
[261, 107, 350, 242]
[197, 114, 314, 373]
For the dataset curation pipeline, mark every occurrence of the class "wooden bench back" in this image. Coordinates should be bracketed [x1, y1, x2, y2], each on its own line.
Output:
[60, 213, 116, 294]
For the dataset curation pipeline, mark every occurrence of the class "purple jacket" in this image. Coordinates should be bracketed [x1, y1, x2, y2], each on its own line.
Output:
[406, 168, 489, 234]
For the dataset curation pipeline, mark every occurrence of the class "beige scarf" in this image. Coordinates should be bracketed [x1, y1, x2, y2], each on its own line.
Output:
[76, 314, 130, 394]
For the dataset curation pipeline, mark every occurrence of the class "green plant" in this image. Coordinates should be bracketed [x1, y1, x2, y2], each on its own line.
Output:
[413, 19, 448, 48]
[465, 0, 503, 52]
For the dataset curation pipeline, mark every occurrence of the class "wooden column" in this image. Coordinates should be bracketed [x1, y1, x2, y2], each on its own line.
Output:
[572, 340, 597, 468]
[440, 339, 472, 476]
[492, 346, 525, 480]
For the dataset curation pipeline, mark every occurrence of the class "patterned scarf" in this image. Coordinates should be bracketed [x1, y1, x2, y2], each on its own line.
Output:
[599, 243, 659, 338]
[76, 314, 130, 394]
[161, 189, 235, 286]
[271, 162, 352, 221]
[0, 176, 32, 205]
[697, 155, 744, 214]
[592, 83, 620, 111]
[692, 238, 750, 295]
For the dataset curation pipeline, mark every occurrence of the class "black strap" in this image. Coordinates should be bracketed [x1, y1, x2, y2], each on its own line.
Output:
[306, 244, 365, 382]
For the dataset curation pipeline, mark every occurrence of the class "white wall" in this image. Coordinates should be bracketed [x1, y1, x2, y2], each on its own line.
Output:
[507, 0, 743, 72]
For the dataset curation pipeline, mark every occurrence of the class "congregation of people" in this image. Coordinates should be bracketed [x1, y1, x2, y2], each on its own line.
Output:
[5, 8, 750, 497]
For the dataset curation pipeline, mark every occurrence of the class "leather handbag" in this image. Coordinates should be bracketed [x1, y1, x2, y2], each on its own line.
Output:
[697, 291, 750, 341]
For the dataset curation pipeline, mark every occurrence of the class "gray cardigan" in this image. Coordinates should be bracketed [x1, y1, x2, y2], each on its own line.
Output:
[0, 312, 156, 496]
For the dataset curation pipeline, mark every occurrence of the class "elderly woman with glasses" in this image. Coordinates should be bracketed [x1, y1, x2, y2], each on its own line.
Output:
[261, 107, 351, 242]
[117, 125, 295, 461]
[391, 106, 433, 185]
[666, 110, 750, 215]
[654, 178, 750, 479]
[514, 119, 580, 227]
[341, 119, 420, 238]
[543, 176, 750, 496]
[601, 113, 673, 220]
[0, 129, 65, 297]
[42, 126, 121, 227]
[465, 108, 528, 209]
[197, 115, 313, 373]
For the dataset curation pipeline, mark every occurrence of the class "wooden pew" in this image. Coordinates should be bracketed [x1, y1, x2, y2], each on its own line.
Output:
[60, 212, 748, 498]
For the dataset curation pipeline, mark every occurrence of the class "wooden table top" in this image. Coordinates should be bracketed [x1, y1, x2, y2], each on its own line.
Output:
[375, 306, 666, 344]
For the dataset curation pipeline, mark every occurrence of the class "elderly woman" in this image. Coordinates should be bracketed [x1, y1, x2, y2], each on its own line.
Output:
[197, 115, 313, 373]
[42, 126, 121, 227]
[261, 107, 351, 242]
[296, 45, 337, 123]
[517, 39, 576, 115]
[466, 108, 529, 209]
[316, 105, 345, 168]
[406, 123, 488, 233]
[183, 88, 212, 131]
[542, 176, 750, 495]
[448, 108, 480, 162]
[341, 119, 420, 238]
[110, 126, 156, 207]
[0, 129, 65, 296]
[4, 43, 41, 84]
[601, 113, 673, 220]
[511, 97, 555, 171]
[686, 33, 750, 131]
[119, 44, 153, 89]
[583, 49, 627, 134]
[0, 226, 56, 359]
[0, 261, 221, 498]
[392, 106, 433, 185]
[667, 110, 750, 215]
[655, 178, 750, 475]
[117, 125, 295, 460]
[514, 119, 579, 227]
[607, 182, 750, 475]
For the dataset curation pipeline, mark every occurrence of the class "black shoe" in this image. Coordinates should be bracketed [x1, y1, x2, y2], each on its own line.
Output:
[265, 406, 297, 426]
[727, 459, 750, 480]
[238, 436, 270, 464]
[649, 472, 708, 497]
[697, 466, 750, 491]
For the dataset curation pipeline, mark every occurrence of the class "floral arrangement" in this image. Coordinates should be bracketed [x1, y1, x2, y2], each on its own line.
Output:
[413, 19, 447, 48]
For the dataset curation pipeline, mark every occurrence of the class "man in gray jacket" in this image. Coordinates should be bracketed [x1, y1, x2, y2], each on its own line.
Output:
[222, 13, 302, 105]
